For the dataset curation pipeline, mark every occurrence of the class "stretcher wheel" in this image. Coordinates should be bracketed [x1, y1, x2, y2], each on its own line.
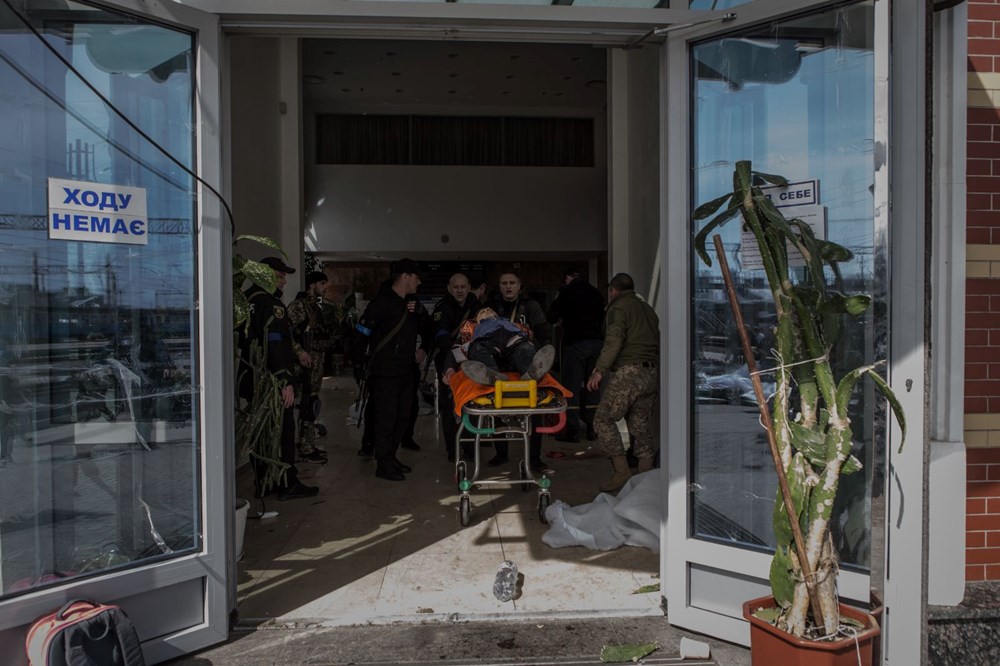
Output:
[459, 496, 471, 526]
[538, 493, 550, 524]
[518, 460, 530, 492]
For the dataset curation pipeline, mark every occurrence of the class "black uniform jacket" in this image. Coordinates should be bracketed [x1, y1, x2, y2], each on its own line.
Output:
[242, 285, 298, 389]
[431, 294, 482, 374]
[357, 285, 434, 378]
[488, 293, 552, 346]
[549, 277, 605, 345]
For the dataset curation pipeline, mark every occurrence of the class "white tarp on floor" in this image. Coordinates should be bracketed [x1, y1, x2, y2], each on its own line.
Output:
[542, 470, 661, 552]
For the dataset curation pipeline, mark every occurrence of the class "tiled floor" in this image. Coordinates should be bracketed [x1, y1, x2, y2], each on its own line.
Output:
[235, 373, 662, 626]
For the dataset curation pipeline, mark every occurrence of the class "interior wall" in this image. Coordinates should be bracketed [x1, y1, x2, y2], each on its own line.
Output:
[302, 101, 608, 258]
[608, 46, 660, 298]
[306, 165, 606, 254]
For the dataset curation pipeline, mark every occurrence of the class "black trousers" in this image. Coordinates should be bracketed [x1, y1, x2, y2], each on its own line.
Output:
[255, 403, 299, 495]
[493, 428, 542, 462]
[369, 372, 415, 463]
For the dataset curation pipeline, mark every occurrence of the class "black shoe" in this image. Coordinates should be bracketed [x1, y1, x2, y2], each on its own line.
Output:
[554, 430, 580, 443]
[487, 454, 509, 467]
[315, 423, 327, 437]
[358, 445, 374, 458]
[586, 425, 597, 441]
[277, 482, 320, 501]
[298, 449, 328, 463]
[400, 439, 421, 451]
[392, 458, 412, 474]
[529, 458, 551, 473]
[375, 462, 405, 481]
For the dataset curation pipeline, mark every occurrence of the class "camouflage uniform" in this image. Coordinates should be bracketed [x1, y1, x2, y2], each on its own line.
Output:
[591, 289, 660, 462]
[287, 293, 332, 453]
[593, 364, 658, 458]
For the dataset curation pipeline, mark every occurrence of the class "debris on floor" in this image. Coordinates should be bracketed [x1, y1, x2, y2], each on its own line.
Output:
[493, 560, 518, 601]
[599, 641, 660, 663]
[679, 637, 711, 659]
[631, 583, 660, 594]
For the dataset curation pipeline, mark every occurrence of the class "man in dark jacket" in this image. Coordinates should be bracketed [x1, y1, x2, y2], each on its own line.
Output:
[486, 270, 552, 472]
[432, 272, 481, 462]
[355, 259, 434, 481]
[242, 256, 319, 501]
[549, 269, 606, 442]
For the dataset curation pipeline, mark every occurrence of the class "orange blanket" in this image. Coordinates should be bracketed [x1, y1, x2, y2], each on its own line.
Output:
[449, 371, 572, 416]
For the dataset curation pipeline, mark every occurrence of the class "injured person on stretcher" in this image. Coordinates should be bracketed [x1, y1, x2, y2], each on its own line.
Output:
[459, 308, 555, 386]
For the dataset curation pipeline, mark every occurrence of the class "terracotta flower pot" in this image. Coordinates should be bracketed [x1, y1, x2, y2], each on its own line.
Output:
[742, 595, 880, 666]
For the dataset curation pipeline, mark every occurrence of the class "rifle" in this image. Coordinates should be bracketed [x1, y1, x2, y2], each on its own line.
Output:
[351, 375, 368, 428]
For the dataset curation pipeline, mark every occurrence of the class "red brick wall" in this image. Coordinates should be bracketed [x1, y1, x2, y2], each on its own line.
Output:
[967, 2, 1000, 582]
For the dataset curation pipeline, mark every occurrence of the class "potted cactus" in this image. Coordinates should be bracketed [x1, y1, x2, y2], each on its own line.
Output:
[692, 161, 905, 664]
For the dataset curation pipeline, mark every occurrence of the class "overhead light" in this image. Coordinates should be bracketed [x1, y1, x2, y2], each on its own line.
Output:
[303, 74, 326, 85]
[585, 79, 606, 89]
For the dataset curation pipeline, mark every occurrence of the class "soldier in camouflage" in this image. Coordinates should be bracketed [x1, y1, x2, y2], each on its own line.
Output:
[585, 273, 660, 493]
[287, 271, 333, 462]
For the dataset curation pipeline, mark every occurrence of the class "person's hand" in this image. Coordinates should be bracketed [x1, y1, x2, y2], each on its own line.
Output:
[586, 370, 603, 392]
[281, 384, 295, 408]
[298, 351, 312, 368]
[443, 368, 455, 385]
[415, 348, 427, 366]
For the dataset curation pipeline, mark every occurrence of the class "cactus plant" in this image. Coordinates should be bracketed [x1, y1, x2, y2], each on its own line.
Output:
[693, 160, 905, 639]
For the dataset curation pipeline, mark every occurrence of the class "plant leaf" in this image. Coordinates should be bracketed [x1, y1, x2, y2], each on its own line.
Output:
[868, 369, 907, 452]
[693, 192, 733, 221]
[770, 545, 796, 607]
[819, 239, 854, 263]
[752, 606, 783, 623]
[242, 259, 278, 292]
[822, 292, 872, 317]
[789, 421, 829, 467]
[235, 234, 283, 253]
[600, 643, 659, 663]
[841, 455, 863, 475]
[752, 170, 789, 187]
[693, 204, 742, 266]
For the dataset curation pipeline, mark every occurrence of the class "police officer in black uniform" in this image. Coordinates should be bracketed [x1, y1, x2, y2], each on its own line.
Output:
[355, 259, 434, 481]
[432, 272, 482, 462]
[242, 256, 319, 500]
[487, 269, 552, 471]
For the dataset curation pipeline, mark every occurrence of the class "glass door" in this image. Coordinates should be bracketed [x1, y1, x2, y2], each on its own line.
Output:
[663, 0, 887, 646]
[0, 0, 228, 660]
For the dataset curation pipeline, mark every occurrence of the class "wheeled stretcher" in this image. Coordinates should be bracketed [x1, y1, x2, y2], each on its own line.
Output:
[451, 374, 569, 527]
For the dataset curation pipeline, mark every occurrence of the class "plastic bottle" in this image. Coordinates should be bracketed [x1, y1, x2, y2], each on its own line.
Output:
[492, 559, 518, 602]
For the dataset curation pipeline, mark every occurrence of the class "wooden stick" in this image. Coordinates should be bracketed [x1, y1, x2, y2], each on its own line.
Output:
[712, 234, 825, 629]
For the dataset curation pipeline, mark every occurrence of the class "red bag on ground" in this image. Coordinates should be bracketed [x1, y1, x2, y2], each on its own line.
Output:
[25, 599, 145, 666]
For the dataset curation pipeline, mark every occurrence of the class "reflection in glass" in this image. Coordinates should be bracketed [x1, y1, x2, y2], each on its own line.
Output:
[0, 0, 199, 596]
[689, 3, 879, 569]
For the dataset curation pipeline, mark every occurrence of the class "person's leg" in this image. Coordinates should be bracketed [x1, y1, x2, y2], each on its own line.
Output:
[624, 368, 658, 472]
[440, 379, 466, 461]
[389, 370, 416, 470]
[468, 340, 501, 370]
[277, 404, 319, 500]
[580, 339, 604, 438]
[370, 376, 405, 481]
[558, 341, 587, 438]
[400, 363, 420, 450]
[593, 368, 637, 492]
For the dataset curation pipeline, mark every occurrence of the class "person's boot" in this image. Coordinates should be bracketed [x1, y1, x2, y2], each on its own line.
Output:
[463, 360, 508, 386]
[600, 455, 632, 493]
[636, 456, 655, 473]
[521, 345, 555, 381]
